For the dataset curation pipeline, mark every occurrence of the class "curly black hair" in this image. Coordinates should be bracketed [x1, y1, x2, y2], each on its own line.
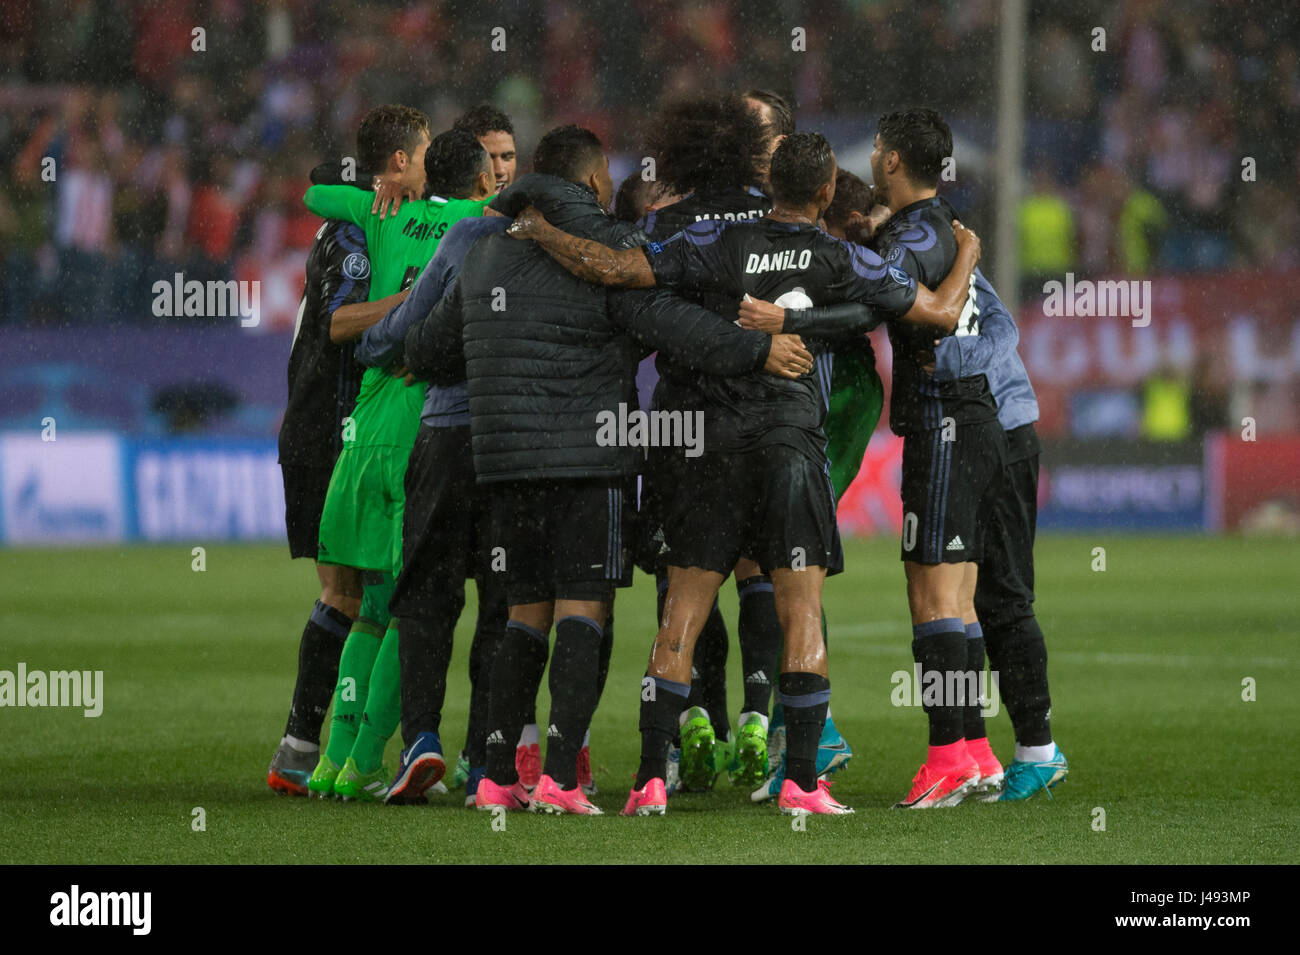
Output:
[645, 94, 767, 195]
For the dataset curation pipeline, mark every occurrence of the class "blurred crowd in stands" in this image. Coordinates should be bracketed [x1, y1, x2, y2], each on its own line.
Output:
[1, 0, 1297, 332]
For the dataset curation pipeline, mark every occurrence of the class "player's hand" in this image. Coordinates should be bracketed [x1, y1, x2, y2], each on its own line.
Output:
[507, 204, 548, 240]
[737, 294, 786, 334]
[764, 334, 814, 379]
[390, 363, 408, 379]
[952, 219, 980, 262]
[371, 177, 412, 219]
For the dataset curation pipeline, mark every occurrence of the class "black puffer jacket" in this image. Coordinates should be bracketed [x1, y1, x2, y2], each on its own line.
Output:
[405, 173, 773, 484]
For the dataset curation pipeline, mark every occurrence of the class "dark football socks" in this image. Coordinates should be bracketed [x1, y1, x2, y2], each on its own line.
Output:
[912, 618, 968, 747]
[465, 578, 507, 768]
[689, 601, 730, 740]
[985, 616, 1053, 747]
[778, 672, 831, 792]
[485, 621, 548, 784]
[635, 675, 690, 789]
[737, 575, 780, 716]
[284, 600, 351, 744]
[962, 621, 987, 741]
[542, 615, 604, 789]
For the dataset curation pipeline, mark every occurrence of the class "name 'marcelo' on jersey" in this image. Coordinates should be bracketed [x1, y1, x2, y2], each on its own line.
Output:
[642, 217, 917, 463]
[278, 218, 371, 469]
[639, 185, 771, 238]
[871, 195, 998, 436]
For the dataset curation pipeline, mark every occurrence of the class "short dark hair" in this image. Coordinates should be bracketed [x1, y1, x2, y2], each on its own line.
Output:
[647, 94, 766, 194]
[532, 125, 604, 184]
[613, 173, 665, 223]
[356, 104, 431, 174]
[745, 88, 796, 137]
[876, 108, 952, 188]
[453, 103, 515, 139]
[768, 132, 835, 205]
[823, 169, 873, 229]
[424, 128, 487, 199]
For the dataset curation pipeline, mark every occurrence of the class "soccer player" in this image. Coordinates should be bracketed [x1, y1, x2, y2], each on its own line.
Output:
[745, 116, 1000, 808]
[408, 125, 815, 815]
[453, 104, 518, 193]
[744, 88, 795, 196]
[866, 108, 1006, 809]
[928, 266, 1069, 803]
[266, 105, 428, 796]
[345, 129, 507, 805]
[371, 106, 533, 792]
[634, 94, 775, 791]
[300, 125, 495, 802]
[507, 132, 979, 815]
[739, 168, 886, 803]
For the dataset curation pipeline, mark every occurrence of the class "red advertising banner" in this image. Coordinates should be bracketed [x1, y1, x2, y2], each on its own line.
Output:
[1016, 270, 1300, 436]
[1206, 434, 1300, 531]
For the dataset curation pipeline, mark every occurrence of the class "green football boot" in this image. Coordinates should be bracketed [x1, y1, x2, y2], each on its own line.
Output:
[307, 755, 341, 799]
[678, 706, 717, 791]
[730, 713, 769, 789]
[332, 757, 390, 803]
[451, 750, 470, 790]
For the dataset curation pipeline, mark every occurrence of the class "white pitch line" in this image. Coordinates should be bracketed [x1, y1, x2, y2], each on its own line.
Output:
[827, 625, 1297, 668]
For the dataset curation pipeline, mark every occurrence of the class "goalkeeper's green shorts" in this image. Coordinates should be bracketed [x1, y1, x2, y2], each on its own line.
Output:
[316, 444, 406, 575]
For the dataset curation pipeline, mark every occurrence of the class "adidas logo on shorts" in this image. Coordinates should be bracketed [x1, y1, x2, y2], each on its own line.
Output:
[486, 730, 505, 746]
[946, 536, 964, 551]
[547, 724, 562, 740]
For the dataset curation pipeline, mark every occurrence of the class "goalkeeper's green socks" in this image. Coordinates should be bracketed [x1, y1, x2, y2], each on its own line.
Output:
[323, 620, 383, 767]
[323, 575, 394, 766]
[351, 622, 402, 774]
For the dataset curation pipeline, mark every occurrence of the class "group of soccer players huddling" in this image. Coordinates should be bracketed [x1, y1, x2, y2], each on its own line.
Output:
[267, 89, 1068, 817]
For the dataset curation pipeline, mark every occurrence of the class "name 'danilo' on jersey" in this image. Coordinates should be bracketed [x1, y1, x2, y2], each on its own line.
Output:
[745, 249, 813, 274]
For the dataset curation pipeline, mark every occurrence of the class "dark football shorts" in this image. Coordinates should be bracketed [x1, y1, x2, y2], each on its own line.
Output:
[973, 423, 1041, 630]
[486, 478, 632, 606]
[664, 444, 837, 576]
[899, 417, 1007, 564]
[390, 424, 496, 620]
[281, 463, 334, 560]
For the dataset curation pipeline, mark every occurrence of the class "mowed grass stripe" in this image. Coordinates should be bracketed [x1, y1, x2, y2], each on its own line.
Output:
[0, 536, 1295, 864]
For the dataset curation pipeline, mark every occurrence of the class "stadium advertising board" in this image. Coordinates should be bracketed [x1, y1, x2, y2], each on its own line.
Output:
[1037, 440, 1206, 531]
[127, 439, 286, 541]
[0, 432, 126, 544]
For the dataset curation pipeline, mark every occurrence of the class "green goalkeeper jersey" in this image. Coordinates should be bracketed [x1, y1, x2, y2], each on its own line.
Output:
[303, 185, 491, 449]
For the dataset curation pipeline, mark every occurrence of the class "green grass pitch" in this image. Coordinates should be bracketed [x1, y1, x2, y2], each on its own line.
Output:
[1, 535, 1296, 864]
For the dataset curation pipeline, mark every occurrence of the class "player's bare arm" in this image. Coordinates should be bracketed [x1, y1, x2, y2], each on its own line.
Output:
[507, 204, 654, 287]
[329, 288, 410, 343]
[899, 219, 980, 332]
